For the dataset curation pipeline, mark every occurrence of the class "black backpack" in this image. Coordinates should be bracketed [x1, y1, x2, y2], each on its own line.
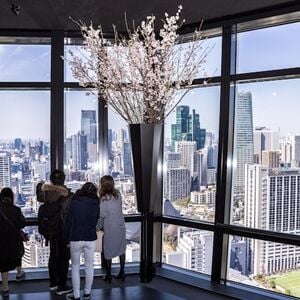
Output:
[38, 199, 64, 241]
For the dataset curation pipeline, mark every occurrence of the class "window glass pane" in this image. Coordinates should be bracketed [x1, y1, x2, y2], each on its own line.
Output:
[108, 110, 137, 214]
[64, 44, 87, 82]
[22, 222, 140, 268]
[162, 224, 213, 275]
[228, 235, 300, 298]
[177, 35, 222, 79]
[231, 79, 300, 236]
[0, 90, 50, 217]
[163, 86, 220, 222]
[237, 22, 300, 73]
[64, 90, 99, 190]
[0, 39, 51, 82]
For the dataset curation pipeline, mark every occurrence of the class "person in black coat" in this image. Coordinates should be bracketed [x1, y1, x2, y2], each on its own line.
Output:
[0, 187, 26, 297]
[64, 182, 100, 300]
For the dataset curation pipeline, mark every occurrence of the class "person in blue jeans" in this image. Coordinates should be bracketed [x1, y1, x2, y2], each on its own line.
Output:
[64, 182, 100, 300]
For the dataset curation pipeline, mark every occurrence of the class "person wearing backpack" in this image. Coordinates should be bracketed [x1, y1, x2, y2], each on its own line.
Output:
[63, 182, 100, 300]
[37, 169, 73, 296]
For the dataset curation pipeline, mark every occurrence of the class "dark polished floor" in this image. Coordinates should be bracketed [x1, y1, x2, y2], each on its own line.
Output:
[5, 274, 235, 300]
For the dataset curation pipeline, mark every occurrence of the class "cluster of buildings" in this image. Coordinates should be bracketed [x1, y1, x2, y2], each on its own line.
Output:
[1, 94, 300, 279]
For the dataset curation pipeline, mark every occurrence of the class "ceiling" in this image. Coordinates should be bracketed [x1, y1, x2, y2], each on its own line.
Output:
[0, 0, 297, 32]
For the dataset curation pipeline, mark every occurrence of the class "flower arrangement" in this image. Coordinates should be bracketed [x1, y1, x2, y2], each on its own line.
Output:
[66, 5, 211, 124]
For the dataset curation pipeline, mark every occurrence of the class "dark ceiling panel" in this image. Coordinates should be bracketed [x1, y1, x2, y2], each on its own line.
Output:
[0, 0, 297, 31]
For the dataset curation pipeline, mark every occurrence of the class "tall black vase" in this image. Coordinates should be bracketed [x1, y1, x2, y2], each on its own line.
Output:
[129, 123, 163, 283]
[129, 123, 163, 214]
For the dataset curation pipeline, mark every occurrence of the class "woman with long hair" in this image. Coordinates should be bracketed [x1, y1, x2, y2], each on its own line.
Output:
[64, 182, 100, 300]
[0, 187, 26, 298]
[99, 175, 126, 283]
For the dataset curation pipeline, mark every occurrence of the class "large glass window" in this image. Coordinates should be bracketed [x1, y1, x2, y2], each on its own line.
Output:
[228, 236, 300, 298]
[64, 89, 99, 190]
[0, 38, 51, 82]
[163, 86, 220, 222]
[108, 109, 137, 214]
[237, 21, 300, 73]
[177, 34, 222, 79]
[162, 224, 213, 275]
[231, 79, 300, 236]
[0, 90, 50, 217]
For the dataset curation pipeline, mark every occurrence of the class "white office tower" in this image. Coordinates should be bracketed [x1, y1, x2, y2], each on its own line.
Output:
[280, 138, 293, 164]
[233, 92, 254, 194]
[292, 135, 300, 167]
[32, 162, 49, 180]
[23, 240, 50, 268]
[261, 150, 280, 168]
[126, 241, 140, 262]
[177, 227, 213, 275]
[245, 165, 300, 275]
[175, 141, 196, 177]
[0, 152, 11, 188]
[190, 187, 216, 206]
[253, 127, 280, 163]
[166, 167, 190, 201]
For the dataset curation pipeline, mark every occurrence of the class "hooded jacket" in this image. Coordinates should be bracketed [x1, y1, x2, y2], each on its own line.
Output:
[37, 182, 73, 240]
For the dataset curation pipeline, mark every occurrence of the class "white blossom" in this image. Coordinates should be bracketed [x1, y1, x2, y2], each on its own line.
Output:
[64, 6, 211, 124]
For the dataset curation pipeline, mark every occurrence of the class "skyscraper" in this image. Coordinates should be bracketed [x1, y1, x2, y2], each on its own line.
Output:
[81, 110, 97, 144]
[0, 152, 11, 188]
[123, 141, 133, 176]
[171, 105, 206, 150]
[253, 127, 279, 163]
[177, 228, 213, 274]
[166, 167, 190, 201]
[261, 150, 280, 168]
[233, 92, 254, 194]
[245, 165, 300, 275]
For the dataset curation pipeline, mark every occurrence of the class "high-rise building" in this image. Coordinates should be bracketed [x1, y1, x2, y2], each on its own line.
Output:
[245, 165, 300, 275]
[166, 167, 190, 201]
[171, 106, 206, 150]
[175, 141, 196, 177]
[280, 139, 293, 164]
[81, 110, 97, 144]
[14, 138, 22, 150]
[261, 150, 280, 168]
[177, 228, 213, 274]
[117, 128, 127, 149]
[233, 92, 254, 194]
[253, 127, 279, 163]
[0, 152, 11, 188]
[123, 141, 133, 176]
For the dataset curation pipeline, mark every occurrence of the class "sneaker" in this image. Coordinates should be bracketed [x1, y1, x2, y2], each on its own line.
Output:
[66, 293, 80, 300]
[83, 293, 90, 300]
[1, 289, 9, 298]
[56, 286, 73, 295]
[49, 284, 58, 291]
[16, 270, 26, 282]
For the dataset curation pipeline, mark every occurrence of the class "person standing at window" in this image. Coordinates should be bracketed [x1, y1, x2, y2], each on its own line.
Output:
[99, 175, 126, 283]
[36, 169, 73, 295]
[64, 182, 100, 300]
[0, 187, 26, 298]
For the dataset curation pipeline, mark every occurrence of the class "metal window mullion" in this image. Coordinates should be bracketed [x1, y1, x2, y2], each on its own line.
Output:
[50, 30, 64, 171]
[211, 24, 236, 283]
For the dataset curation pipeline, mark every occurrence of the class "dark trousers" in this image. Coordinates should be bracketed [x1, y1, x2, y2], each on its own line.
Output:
[49, 239, 70, 288]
